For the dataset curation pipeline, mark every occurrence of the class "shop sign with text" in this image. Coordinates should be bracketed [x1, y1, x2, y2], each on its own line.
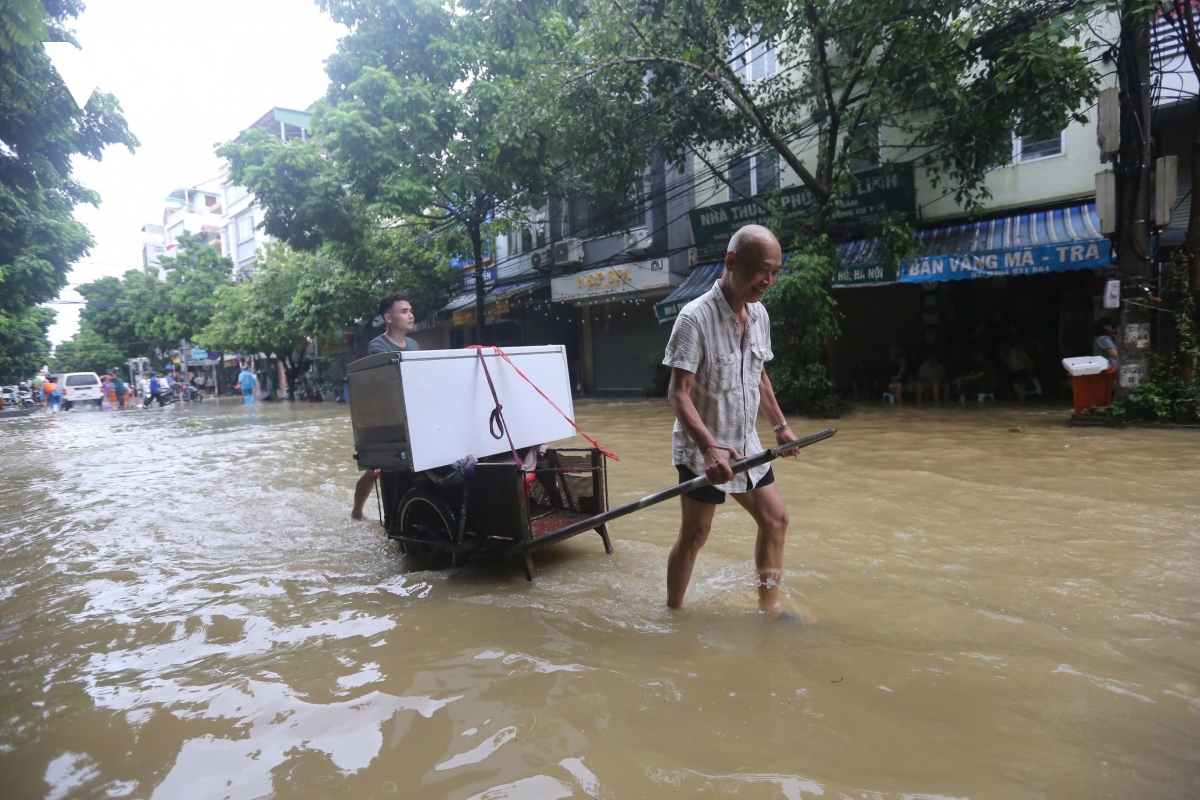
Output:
[689, 163, 916, 258]
[900, 240, 1111, 283]
[452, 298, 510, 326]
[460, 267, 496, 290]
[552, 259, 681, 302]
[832, 263, 899, 287]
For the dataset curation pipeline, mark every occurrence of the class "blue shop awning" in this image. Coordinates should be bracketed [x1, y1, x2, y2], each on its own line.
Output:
[440, 276, 549, 314]
[833, 203, 1112, 287]
[654, 262, 724, 323]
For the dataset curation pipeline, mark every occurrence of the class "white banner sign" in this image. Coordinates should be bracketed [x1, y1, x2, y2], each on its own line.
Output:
[551, 259, 681, 302]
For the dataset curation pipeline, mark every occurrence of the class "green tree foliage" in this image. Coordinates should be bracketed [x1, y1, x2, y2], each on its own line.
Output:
[0, 0, 137, 379]
[511, 0, 1104, 410]
[199, 244, 344, 399]
[198, 232, 453, 398]
[0, 305, 53, 381]
[288, 228, 457, 336]
[50, 327, 123, 374]
[761, 240, 841, 413]
[75, 272, 163, 359]
[153, 232, 232, 343]
[1113, 255, 1200, 423]
[220, 0, 553, 344]
[67, 234, 230, 364]
[534, 0, 1102, 225]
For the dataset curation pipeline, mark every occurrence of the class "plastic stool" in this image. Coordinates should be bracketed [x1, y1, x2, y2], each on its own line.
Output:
[977, 392, 995, 403]
[882, 392, 896, 404]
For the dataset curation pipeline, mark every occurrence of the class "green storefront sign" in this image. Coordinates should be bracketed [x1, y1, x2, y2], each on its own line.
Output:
[689, 164, 916, 259]
[831, 263, 900, 287]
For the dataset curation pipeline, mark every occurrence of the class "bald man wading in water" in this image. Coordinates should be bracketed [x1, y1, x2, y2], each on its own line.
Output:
[662, 224, 798, 615]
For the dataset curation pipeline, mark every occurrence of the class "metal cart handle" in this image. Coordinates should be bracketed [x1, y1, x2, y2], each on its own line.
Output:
[529, 427, 837, 549]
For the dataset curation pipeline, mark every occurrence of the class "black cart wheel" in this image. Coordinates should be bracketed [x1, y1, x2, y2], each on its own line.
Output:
[396, 488, 457, 567]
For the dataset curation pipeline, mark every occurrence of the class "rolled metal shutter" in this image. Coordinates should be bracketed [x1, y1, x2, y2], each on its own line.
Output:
[593, 306, 672, 393]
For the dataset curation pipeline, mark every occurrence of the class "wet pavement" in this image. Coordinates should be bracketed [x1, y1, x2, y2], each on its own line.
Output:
[1, 398, 1198, 798]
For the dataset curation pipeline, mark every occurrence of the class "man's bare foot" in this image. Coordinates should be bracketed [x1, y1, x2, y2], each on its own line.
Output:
[773, 609, 819, 626]
[351, 509, 365, 520]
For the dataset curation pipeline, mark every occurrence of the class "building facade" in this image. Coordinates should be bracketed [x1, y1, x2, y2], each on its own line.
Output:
[428, 155, 695, 394]
[650, 15, 1190, 401]
[219, 107, 313, 281]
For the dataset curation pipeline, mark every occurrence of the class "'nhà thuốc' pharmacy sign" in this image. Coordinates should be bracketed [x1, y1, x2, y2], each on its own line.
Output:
[689, 164, 916, 259]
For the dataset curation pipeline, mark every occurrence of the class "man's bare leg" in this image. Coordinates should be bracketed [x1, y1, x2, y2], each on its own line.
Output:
[666, 495, 717, 610]
[731, 482, 790, 615]
[351, 470, 377, 520]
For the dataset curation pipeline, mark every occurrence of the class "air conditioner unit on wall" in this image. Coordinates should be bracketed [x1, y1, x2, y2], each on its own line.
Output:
[625, 228, 652, 252]
[530, 245, 553, 270]
[553, 238, 583, 265]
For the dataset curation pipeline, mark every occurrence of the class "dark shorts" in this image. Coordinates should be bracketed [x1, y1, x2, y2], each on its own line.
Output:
[675, 464, 775, 505]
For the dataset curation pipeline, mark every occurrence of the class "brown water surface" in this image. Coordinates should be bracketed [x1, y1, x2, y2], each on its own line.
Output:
[1, 399, 1197, 798]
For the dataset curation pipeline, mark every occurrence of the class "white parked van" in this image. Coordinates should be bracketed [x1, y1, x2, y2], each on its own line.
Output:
[51, 372, 103, 410]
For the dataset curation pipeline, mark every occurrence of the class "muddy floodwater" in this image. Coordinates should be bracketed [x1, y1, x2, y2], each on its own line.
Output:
[1, 398, 1198, 799]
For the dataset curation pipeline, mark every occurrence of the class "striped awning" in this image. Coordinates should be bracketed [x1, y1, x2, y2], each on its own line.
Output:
[440, 277, 549, 314]
[654, 262, 723, 323]
[833, 203, 1111, 287]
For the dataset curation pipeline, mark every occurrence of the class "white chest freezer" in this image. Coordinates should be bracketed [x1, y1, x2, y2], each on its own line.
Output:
[347, 345, 578, 472]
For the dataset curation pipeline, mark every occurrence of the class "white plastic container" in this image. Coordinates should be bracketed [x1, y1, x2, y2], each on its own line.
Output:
[1062, 356, 1111, 376]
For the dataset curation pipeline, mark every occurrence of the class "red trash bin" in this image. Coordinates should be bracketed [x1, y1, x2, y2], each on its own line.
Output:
[1062, 357, 1115, 416]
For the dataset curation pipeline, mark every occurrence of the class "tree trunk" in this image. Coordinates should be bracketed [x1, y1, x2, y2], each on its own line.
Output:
[471, 224, 487, 346]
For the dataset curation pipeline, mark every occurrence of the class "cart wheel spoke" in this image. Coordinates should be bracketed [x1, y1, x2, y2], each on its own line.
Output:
[395, 488, 457, 568]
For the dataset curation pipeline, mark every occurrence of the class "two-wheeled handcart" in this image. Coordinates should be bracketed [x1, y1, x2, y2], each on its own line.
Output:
[347, 345, 834, 580]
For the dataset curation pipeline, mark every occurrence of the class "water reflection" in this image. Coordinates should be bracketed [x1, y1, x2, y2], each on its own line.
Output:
[1, 399, 1197, 798]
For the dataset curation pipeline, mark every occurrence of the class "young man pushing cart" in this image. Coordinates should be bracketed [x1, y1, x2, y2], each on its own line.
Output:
[662, 224, 799, 616]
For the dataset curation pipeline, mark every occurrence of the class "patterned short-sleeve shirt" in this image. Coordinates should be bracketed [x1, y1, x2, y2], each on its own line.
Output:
[662, 281, 774, 493]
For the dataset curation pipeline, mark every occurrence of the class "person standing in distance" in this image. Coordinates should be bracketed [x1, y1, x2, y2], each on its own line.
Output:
[112, 373, 127, 410]
[662, 224, 799, 616]
[236, 364, 258, 405]
[352, 292, 421, 520]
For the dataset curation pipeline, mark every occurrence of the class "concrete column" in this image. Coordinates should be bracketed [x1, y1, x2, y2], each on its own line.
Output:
[1115, 4, 1155, 398]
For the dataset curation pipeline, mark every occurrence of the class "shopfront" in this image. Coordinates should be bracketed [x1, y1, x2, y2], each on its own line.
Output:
[831, 203, 1114, 397]
[553, 260, 683, 393]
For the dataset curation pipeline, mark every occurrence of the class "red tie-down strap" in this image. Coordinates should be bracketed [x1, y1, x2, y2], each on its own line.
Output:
[466, 345, 620, 462]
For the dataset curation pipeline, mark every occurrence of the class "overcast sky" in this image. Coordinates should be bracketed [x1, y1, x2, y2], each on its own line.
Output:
[47, 0, 344, 344]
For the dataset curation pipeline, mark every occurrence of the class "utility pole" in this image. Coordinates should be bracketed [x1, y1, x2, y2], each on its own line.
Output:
[1114, 1, 1156, 397]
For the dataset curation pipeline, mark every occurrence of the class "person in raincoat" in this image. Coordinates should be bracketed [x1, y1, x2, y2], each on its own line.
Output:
[236, 364, 257, 405]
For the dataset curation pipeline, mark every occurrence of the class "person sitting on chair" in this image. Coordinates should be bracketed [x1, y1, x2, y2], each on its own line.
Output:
[918, 353, 948, 402]
[1000, 340, 1036, 402]
[951, 349, 1000, 403]
[883, 353, 910, 403]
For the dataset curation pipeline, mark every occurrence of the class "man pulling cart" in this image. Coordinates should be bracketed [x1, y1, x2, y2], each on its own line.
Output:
[347, 226, 833, 586]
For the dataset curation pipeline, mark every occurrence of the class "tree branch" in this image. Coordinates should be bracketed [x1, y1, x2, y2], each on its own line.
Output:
[585, 53, 826, 198]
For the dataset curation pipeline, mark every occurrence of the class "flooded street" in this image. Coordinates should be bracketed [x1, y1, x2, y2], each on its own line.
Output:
[1, 398, 1198, 799]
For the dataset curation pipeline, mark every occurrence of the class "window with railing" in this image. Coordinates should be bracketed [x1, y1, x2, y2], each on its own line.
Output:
[1013, 131, 1065, 163]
